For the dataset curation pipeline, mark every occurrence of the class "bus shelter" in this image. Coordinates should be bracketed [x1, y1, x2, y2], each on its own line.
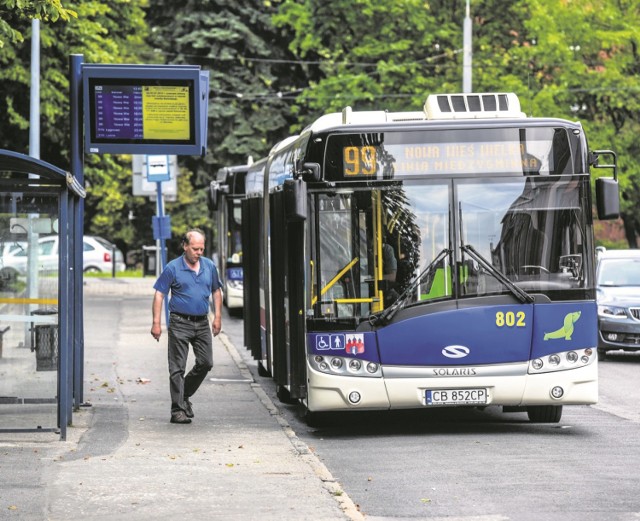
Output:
[0, 149, 85, 439]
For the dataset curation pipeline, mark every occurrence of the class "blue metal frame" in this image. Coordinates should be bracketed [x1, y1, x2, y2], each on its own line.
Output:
[0, 149, 85, 440]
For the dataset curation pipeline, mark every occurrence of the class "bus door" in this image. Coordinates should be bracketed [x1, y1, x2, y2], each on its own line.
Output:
[268, 186, 308, 401]
[311, 188, 414, 321]
[313, 192, 371, 320]
[285, 182, 307, 400]
[242, 196, 263, 363]
[269, 190, 288, 386]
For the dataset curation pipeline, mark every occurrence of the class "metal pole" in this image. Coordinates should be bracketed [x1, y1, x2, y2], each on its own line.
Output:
[26, 19, 41, 349]
[29, 20, 40, 160]
[463, 0, 472, 93]
[156, 182, 169, 324]
[70, 54, 85, 415]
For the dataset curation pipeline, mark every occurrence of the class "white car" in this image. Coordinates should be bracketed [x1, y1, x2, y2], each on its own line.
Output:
[0, 235, 125, 281]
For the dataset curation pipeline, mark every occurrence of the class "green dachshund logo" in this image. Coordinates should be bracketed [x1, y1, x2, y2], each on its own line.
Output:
[544, 311, 581, 341]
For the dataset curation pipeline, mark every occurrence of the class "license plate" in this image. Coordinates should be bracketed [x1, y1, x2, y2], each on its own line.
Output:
[425, 388, 488, 406]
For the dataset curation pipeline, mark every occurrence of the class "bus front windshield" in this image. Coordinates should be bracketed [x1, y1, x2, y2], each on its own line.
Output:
[313, 175, 592, 321]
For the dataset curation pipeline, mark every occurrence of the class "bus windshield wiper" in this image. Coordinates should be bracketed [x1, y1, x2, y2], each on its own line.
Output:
[460, 244, 534, 304]
[371, 248, 451, 326]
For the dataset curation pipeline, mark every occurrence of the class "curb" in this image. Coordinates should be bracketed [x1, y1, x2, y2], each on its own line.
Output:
[218, 331, 365, 521]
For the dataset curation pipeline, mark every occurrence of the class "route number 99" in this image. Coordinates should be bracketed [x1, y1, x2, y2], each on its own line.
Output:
[495, 311, 526, 327]
[344, 146, 377, 176]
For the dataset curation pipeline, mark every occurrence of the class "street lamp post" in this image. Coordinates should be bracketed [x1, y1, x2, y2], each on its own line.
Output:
[463, 0, 472, 93]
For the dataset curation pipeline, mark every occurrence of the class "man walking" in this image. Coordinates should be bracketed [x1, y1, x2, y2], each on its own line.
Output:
[150, 228, 222, 424]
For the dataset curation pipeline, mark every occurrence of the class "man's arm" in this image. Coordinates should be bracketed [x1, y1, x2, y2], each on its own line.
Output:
[151, 290, 165, 342]
[211, 288, 222, 336]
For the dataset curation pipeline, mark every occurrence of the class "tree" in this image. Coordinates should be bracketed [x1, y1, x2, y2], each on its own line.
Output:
[275, 0, 640, 246]
[145, 0, 308, 252]
[0, 1, 159, 257]
[0, 0, 76, 48]
[511, 0, 640, 246]
[146, 0, 307, 177]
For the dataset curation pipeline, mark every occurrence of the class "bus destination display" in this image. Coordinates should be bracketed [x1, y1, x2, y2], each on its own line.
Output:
[342, 142, 548, 177]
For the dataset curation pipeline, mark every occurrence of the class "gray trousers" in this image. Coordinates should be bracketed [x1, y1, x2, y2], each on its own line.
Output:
[167, 315, 213, 414]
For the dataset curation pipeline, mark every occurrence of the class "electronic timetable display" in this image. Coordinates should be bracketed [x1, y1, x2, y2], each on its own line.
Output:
[83, 65, 209, 156]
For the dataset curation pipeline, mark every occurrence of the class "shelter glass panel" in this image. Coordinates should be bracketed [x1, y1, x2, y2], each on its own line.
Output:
[0, 190, 59, 432]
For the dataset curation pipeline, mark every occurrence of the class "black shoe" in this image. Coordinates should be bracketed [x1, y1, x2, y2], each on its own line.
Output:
[170, 411, 192, 424]
[184, 399, 194, 418]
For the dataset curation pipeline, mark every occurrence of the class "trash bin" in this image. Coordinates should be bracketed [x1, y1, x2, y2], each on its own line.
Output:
[0, 326, 9, 358]
[142, 245, 157, 277]
[30, 309, 58, 371]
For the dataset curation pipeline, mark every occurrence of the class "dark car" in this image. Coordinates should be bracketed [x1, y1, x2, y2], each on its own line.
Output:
[596, 249, 640, 360]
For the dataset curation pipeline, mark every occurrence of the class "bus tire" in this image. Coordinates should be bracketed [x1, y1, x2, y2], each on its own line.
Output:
[302, 403, 326, 427]
[597, 348, 607, 361]
[527, 405, 562, 423]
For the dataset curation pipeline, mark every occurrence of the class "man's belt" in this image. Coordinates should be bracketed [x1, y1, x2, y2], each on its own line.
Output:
[171, 312, 208, 322]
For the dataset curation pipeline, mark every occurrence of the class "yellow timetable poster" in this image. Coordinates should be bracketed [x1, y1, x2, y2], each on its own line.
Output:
[142, 86, 190, 140]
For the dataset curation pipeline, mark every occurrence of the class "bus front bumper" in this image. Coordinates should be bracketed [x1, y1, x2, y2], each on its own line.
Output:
[307, 362, 597, 412]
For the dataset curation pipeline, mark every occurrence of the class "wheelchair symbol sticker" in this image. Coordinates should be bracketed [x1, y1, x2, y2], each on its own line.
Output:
[315, 334, 345, 350]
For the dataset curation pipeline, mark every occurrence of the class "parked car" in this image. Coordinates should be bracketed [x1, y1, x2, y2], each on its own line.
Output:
[0, 235, 125, 281]
[596, 248, 640, 360]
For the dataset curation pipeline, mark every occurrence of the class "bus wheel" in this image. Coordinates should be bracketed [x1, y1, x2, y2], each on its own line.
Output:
[276, 385, 297, 405]
[597, 349, 607, 361]
[302, 405, 326, 427]
[257, 362, 270, 377]
[527, 405, 562, 423]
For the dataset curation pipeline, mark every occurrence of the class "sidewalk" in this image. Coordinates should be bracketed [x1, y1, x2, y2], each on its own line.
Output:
[1, 278, 362, 520]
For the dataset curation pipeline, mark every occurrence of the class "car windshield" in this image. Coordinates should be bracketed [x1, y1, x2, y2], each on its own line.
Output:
[598, 258, 640, 287]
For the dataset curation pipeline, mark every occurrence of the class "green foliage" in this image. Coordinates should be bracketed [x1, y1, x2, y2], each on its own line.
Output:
[0, 0, 77, 47]
[146, 0, 305, 178]
[275, 0, 640, 245]
[0, 0, 155, 257]
[2, 0, 640, 252]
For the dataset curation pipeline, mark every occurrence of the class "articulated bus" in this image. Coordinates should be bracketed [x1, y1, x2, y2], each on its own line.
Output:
[208, 162, 250, 312]
[242, 92, 620, 425]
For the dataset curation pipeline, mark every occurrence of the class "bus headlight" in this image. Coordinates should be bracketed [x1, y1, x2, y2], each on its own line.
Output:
[528, 348, 595, 374]
[308, 355, 381, 377]
[331, 358, 343, 369]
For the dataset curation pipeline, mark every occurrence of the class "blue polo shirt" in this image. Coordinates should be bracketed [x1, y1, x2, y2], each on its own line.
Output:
[153, 255, 222, 316]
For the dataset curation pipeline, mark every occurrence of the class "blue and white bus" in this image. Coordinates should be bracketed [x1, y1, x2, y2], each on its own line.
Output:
[242, 92, 620, 425]
[208, 162, 250, 312]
